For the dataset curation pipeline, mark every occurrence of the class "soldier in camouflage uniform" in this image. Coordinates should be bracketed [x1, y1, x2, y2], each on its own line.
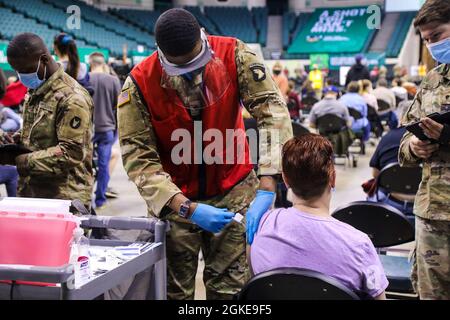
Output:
[398, 0, 450, 300]
[0, 33, 94, 207]
[117, 9, 292, 299]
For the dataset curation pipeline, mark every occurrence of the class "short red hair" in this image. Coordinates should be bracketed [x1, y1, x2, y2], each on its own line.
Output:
[282, 134, 335, 200]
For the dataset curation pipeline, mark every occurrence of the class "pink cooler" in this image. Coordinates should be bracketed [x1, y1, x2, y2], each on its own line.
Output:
[0, 211, 77, 267]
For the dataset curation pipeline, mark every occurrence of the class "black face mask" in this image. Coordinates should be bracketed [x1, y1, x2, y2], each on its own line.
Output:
[273, 70, 282, 76]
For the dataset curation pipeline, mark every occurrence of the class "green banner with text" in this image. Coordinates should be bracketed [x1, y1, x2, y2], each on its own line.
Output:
[288, 7, 374, 55]
[329, 52, 386, 70]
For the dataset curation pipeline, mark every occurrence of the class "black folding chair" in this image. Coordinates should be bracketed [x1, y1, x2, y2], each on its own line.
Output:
[376, 163, 422, 200]
[368, 105, 383, 137]
[376, 162, 421, 225]
[332, 201, 416, 299]
[377, 99, 392, 115]
[348, 107, 363, 120]
[347, 107, 366, 155]
[291, 121, 310, 137]
[301, 96, 318, 115]
[316, 114, 346, 136]
[315, 114, 356, 165]
[237, 268, 360, 300]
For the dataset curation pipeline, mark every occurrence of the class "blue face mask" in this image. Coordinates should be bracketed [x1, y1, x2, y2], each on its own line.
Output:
[17, 56, 47, 89]
[427, 37, 450, 64]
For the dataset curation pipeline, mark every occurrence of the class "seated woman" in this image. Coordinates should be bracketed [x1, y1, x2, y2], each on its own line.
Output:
[250, 134, 388, 300]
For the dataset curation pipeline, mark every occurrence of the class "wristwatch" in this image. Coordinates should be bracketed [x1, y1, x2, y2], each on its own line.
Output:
[178, 200, 192, 219]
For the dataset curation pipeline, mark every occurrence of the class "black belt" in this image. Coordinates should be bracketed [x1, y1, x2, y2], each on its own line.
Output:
[387, 194, 414, 206]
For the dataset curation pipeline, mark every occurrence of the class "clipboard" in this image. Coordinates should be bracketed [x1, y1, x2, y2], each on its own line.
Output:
[405, 110, 450, 142]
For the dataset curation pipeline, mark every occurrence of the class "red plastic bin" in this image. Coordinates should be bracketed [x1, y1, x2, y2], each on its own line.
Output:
[0, 211, 77, 267]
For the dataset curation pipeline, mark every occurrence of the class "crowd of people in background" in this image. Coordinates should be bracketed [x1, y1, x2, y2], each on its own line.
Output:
[271, 54, 424, 129]
[271, 55, 421, 143]
[270, 54, 426, 217]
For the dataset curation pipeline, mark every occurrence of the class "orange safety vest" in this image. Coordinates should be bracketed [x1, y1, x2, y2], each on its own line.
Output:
[130, 36, 253, 200]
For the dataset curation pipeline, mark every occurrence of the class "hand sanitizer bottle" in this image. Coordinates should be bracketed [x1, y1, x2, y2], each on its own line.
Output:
[70, 227, 91, 288]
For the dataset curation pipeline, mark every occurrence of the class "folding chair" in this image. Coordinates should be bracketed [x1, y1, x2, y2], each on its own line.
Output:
[368, 105, 383, 138]
[376, 163, 422, 199]
[332, 201, 417, 299]
[316, 114, 346, 136]
[292, 121, 310, 137]
[237, 268, 360, 300]
[347, 107, 365, 155]
[301, 96, 319, 115]
[376, 162, 422, 223]
[316, 114, 357, 167]
[376, 99, 392, 116]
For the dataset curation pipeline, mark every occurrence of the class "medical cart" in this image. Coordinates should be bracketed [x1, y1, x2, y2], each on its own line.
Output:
[0, 215, 168, 300]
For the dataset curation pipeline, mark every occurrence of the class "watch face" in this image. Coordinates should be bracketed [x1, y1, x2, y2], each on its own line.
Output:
[179, 202, 190, 218]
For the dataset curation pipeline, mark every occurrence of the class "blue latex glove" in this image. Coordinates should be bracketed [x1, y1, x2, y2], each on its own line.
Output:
[246, 190, 275, 244]
[190, 203, 235, 233]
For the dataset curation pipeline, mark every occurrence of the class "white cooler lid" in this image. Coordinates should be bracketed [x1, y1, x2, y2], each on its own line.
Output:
[0, 197, 72, 214]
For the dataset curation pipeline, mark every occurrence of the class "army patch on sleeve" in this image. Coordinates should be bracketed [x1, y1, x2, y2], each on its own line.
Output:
[249, 63, 266, 82]
[117, 90, 131, 108]
[70, 116, 82, 129]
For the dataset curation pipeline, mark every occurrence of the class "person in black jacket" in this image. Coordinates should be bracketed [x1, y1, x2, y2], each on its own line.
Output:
[345, 54, 370, 87]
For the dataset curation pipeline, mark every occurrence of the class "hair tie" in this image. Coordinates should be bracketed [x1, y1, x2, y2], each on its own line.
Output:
[61, 35, 73, 45]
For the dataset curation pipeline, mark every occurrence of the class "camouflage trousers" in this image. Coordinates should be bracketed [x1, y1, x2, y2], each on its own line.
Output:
[164, 170, 259, 300]
[411, 217, 450, 300]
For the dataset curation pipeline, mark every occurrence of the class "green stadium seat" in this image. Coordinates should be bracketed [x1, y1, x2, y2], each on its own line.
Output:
[0, 0, 155, 56]
[184, 6, 219, 35]
[205, 6, 258, 43]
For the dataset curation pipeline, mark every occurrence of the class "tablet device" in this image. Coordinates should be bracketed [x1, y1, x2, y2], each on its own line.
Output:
[405, 110, 450, 142]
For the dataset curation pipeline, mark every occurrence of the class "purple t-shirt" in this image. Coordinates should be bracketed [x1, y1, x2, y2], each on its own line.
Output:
[250, 207, 388, 298]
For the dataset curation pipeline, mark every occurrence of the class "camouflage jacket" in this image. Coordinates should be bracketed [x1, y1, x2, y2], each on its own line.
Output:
[399, 63, 450, 221]
[118, 39, 293, 217]
[16, 67, 94, 207]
